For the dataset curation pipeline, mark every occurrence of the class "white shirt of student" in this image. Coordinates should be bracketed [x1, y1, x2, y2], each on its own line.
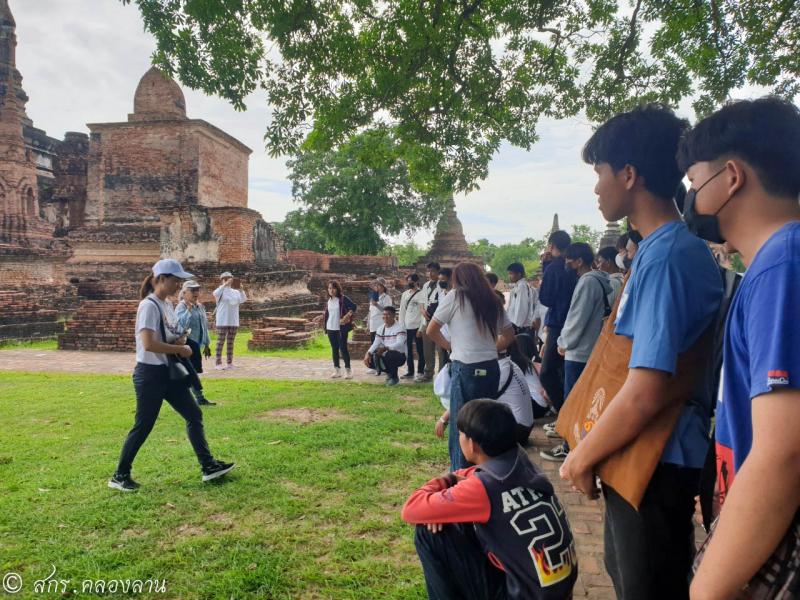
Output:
[213, 285, 247, 327]
[326, 297, 341, 331]
[496, 357, 535, 427]
[399, 287, 424, 330]
[368, 292, 393, 332]
[419, 280, 441, 323]
[507, 278, 534, 328]
[433, 290, 512, 364]
[136, 294, 178, 366]
[367, 321, 407, 355]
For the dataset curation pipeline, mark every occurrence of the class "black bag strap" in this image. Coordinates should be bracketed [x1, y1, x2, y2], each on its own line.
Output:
[594, 278, 612, 318]
[147, 296, 169, 342]
[496, 365, 515, 398]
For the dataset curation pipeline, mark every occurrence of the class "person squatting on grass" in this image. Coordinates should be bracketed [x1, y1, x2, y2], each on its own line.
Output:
[679, 97, 800, 600]
[402, 399, 578, 600]
[108, 259, 235, 492]
[213, 271, 246, 370]
[427, 262, 515, 471]
[176, 280, 216, 407]
[323, 280, 357, 379]
[363, 306, 407, 386]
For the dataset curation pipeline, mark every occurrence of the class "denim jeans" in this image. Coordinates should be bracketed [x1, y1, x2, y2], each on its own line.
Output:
[327, 329, 351, 369]
[449, 359, 500, 470]
[414, 524, 508, 600]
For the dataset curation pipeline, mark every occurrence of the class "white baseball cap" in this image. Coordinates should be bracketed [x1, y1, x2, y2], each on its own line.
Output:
[220, 271, 234, 279]
[181, 280, 201, 292]
[152, 259, 193, 279]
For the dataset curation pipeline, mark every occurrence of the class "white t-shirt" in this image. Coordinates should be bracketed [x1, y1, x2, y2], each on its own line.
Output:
[368, 293, 393, 332]
[399, 288, 424, 330]
[136, 294, 179, 366]
[496, 357, 534, 427]
[213, 286, 247, 327]
[326, 298, 341, 331]
[367, 321, 407, 354]
[432, 290, 512, 364]
[507, 278, 534, 328]
[420, 280, 441, 324]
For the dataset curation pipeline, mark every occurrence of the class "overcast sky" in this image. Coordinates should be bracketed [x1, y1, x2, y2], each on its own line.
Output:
[10, 0, 737, 247]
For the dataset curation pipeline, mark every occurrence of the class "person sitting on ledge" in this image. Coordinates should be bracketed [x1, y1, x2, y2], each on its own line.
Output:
[363, 306, 407, 386]
[402, 399, 578, 600]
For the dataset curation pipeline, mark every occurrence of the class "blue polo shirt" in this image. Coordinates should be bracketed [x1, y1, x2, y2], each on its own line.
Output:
[716, 222, 800, 484]
[614, 221, 723, 468]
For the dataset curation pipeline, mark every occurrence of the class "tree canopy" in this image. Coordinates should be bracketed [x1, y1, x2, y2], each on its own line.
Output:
[123, 0, 799, 192]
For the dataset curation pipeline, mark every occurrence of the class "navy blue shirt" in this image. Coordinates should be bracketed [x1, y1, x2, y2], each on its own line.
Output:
[716, 222, 800, 484]
[539, 257, 577, 330]
[614, 221, 722, 468]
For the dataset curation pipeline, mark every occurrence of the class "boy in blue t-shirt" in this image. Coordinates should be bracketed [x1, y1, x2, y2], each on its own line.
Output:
[559, 104, 723, 600]
[679, 98, 800, 599]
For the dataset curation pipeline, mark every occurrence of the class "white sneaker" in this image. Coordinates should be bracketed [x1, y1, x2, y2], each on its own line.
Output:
[214, 364, 227, 371]
[226, 363, 235, 370]
[365, 369, 377, 375]
[413, 374, 425, 382]
[344, 368, 353, 380]
[330, 368, 342, 379]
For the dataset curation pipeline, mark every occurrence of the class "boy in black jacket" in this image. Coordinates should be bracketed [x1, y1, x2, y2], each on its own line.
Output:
[402, 399, 577, 599]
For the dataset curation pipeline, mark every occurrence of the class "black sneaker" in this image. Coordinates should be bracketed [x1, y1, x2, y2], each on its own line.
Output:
[108, 474, 140, 492]
[202, 461, 236, 482]
[401, 372, 415, 379]
[539, 443, 569, 462]
[197, 399, 217, 406]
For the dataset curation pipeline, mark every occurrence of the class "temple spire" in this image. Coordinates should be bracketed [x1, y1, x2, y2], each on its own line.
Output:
[549, 213, 560, 234]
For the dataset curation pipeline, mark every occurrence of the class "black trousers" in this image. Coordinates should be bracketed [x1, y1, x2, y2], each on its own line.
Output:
[327, 329, 351, 369]
[115, 363, 214, 476]
[603, 464, 701, 600]
[405, 328, 425, 375]
[378, 350, 406, 379]
[539, 327, 565, 411]
[414, 524, 507, 600]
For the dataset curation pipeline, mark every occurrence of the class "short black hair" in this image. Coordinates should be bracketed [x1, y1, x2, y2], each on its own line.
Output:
[439, 267, 452, 278]
[564, 242, 594, 266]
[627, 229, 643, 245]
[615, 232, 629, 251]
[506, 262, 525, 276]
[677, 96, 800, 200]
[582, 104, 689, 200]
[548, 230, 571, 251]
[597, 246, 618, 262]
[486, 272, 499, 285]
[407, 273, 419, 282]
[456, 399, 518, 457]
[426, 262, 441, 271]
[382, 305, 396, 314]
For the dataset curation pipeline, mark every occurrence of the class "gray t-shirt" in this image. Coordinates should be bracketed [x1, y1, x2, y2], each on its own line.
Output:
[135, 294, 178, 366]
[433, 290, 511, 364]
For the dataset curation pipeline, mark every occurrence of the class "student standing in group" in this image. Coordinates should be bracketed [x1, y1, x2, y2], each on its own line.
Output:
[363, 306, 407, 386]
[538, 230, 577, 414]
[678, 98, 800, 600]
[213, 272, 246, 370]
[419, 262, 442, 381]
[427, 262, 514, 470]
[108, 259, 235, 492]
[614, 232, 630, 273]
[399, 273, 425, 381]
[506, 262, 535, 334]
[559, 104, 722, 600]
[432, 268, 453, 368]
[596, 246, 624, 304]
[485, 272, 507, 305]
[366, 278, 393, 375]
[323, 280, 357, 379]
[176, 280, 216, 407]
[541, 243, 612, 462]
[403, 399, 578, 600]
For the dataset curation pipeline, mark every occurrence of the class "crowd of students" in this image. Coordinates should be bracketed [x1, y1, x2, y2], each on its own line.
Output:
[107, 95, 799, 600]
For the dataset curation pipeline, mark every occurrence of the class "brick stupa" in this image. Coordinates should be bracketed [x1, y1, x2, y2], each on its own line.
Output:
[416, 197, 482, 270]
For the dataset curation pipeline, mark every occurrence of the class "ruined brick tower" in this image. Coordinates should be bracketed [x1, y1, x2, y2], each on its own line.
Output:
[416, 197, 482, 270]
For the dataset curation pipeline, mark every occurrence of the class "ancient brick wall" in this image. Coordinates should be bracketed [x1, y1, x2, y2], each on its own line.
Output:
[196, 130, 248, 209]
[287, 250, 398, 275]
[0, 290, 63, 343]
[52, 132, 89, 230]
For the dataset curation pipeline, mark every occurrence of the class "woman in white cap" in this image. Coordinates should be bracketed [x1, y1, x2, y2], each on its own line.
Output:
[213, 272, 246, 370]
[366, 278, 393, 375]
[108, 259, 235, 492]
[176, 280, 215, 406]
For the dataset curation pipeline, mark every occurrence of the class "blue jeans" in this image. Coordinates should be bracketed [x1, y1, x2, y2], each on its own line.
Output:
[449, 359, 500, 470]
[561, 360, 587, 452]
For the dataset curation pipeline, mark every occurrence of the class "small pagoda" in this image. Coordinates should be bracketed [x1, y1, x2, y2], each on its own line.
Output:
[416, 197, 482, 270]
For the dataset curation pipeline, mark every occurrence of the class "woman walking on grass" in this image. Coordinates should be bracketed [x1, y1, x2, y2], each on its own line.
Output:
[426, 262, 514, 470]
[323, 280, 357, 379]
[176, 280, 216, 407]
[108, 259, 235, 492]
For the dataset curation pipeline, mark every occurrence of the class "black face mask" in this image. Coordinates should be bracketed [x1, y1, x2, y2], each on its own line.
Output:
[683, 167, 728, 243]
[438, 280, 448, 289]
[407, 282, 415, 289]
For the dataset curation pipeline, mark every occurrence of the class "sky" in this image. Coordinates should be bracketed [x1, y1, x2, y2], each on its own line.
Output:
[10, 0, 693, 247]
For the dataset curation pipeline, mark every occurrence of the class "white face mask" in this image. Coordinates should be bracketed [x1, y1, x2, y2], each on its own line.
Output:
[615, 253, 627, 270]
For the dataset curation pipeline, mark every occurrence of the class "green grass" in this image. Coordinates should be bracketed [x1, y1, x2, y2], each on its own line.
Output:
[0, 373, 443, 599]
[0, 338, 58, 351]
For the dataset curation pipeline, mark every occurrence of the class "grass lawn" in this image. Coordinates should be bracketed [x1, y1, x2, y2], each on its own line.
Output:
[0, 331, 332, 360]
[0, 373, 444, 599]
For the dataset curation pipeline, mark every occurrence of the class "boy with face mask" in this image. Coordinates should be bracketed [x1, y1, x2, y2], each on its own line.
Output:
[679, 97, 800, 599]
